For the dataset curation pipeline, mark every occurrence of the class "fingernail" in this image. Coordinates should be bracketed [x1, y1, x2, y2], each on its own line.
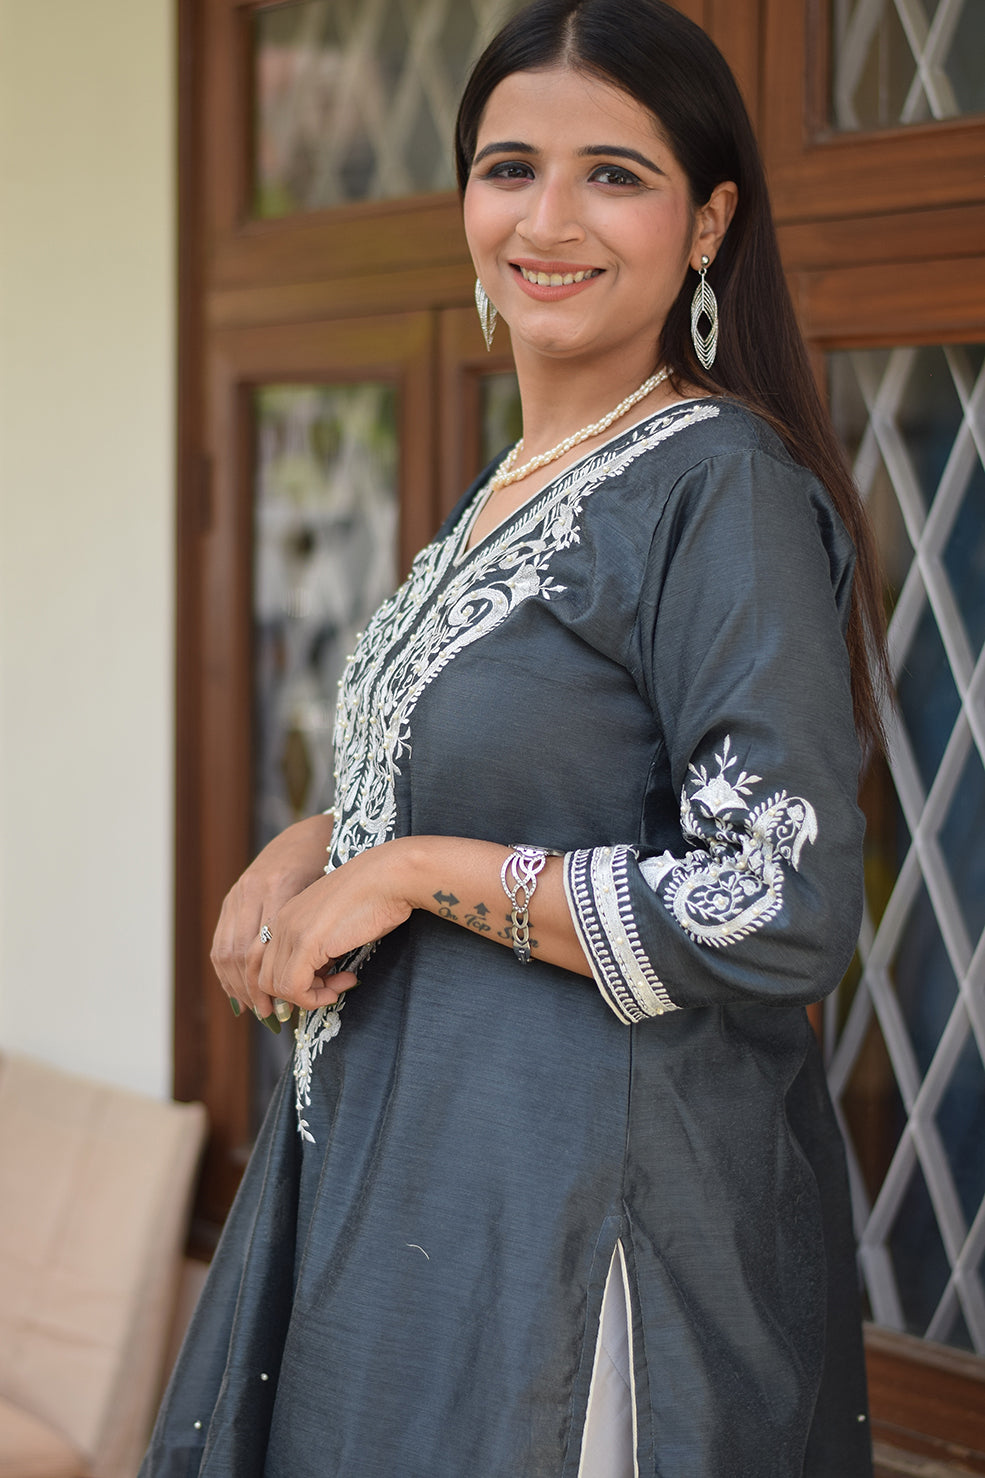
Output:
[260, 1012, 281, 1035]
[229, 998, 242, 1017]
[273, 998, 293, 1023]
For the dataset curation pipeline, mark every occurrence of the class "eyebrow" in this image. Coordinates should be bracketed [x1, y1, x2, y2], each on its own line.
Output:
[579, 145, 665, 175]
[472, 140, 665, 175]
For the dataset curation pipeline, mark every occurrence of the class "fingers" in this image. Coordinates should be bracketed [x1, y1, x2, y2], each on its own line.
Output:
[210, 891, 254, 1009]
[256, 923, 327, 1010]
[210, 882, 280, 1020]
[222, 855, 383, 1020]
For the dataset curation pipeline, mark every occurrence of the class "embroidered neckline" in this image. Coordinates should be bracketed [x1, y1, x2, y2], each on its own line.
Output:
[453, 397, 715, 567]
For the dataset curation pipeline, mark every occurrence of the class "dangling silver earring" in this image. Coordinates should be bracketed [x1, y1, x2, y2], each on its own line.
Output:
[690, 254, 718, 369]
[475, 278, 498, 352]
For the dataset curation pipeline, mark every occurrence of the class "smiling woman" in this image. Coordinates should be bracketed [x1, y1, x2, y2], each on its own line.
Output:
[465, 68, 719, 351]
[460, 66, 736, 545]
[143, 3, 887, 1475]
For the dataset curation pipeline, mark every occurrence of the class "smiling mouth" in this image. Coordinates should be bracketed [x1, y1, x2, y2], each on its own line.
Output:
[516, 266, 602, 287]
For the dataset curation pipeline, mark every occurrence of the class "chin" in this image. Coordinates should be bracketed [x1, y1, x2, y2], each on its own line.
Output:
[515, 329, 595, 359]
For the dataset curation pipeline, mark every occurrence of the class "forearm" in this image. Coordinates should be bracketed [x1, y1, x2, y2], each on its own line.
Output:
[394, 835, 593, 979]
[256, 812, 336, 892]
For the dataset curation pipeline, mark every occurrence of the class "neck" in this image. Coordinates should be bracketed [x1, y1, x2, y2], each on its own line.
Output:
[510, 345, 671, 455]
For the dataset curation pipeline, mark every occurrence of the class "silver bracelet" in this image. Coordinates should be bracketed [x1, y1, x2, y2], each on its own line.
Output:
[500, 845, 560, 964]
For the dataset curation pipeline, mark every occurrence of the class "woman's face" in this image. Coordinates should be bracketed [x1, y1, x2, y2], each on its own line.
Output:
[464, 66, 717, 372]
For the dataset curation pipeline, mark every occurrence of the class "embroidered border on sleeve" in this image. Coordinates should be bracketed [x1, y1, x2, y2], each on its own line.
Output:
[565, 846, 678, 1023]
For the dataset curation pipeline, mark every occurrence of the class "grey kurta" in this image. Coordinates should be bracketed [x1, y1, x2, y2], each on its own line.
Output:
[142, 400, 873, 1478]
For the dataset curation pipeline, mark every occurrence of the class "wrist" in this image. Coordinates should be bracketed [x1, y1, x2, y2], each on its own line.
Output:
[386, 834, 434, 913]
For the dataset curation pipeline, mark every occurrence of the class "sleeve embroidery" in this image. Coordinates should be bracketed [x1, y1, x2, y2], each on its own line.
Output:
[642, 736, 818, 948]
[565, 846, 678, 1023]
[565, 737, 819, 1022]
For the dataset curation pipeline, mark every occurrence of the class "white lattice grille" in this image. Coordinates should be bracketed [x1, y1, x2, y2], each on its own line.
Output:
[828, 345, 985, 1352]
[253, 0, 524, 215]
[831, 0, 985, 128]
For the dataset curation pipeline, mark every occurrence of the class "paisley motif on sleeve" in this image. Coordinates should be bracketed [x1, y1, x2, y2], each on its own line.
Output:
[565, 735, 819, 1023]
[641, 735, 818, 948]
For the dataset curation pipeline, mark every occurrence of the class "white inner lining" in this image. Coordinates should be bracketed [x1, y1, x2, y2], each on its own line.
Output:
[578, 1239, 638, 1478]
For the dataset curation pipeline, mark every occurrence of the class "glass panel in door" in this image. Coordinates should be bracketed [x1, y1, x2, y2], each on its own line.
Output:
[830, 0, 985, 130]
[827, 343, 985, 1353]
[252, 0, 526, 217]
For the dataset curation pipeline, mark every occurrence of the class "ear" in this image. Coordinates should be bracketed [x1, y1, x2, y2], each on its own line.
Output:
[690, 181, 738, 271]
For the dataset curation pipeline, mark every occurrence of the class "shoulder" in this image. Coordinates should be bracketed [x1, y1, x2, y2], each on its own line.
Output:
[588, 400, 856, 644]
[615, 393, 804, 496]
[592, 398, 852, 578]
[648, 401, 854, 592]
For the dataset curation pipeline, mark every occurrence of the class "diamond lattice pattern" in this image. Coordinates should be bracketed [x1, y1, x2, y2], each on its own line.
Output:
[831, 0, 985, 129]
[254, 0, 524, 215]
[828, 345, 985, 1352]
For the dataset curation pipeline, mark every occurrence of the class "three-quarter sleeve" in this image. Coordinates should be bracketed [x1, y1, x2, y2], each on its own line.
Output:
[564, 446, 865, 1022]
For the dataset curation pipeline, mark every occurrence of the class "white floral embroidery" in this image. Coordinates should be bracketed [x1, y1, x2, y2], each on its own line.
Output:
[293, 999, 343, 1144]
[640, 735, 818, 947]
[292, 403, 721, 1133]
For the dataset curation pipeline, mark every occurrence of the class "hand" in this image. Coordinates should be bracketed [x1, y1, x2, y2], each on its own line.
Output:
[210, 814, 335, 1020]
[254, 841, 417, 1018]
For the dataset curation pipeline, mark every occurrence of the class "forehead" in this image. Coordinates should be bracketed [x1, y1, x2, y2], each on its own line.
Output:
[476, 65, 667, 148]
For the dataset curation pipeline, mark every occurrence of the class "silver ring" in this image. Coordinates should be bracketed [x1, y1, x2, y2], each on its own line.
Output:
[259, 924, 273, 944]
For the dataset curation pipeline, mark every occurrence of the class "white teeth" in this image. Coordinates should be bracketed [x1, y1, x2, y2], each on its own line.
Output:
[520, 267, 599, 286]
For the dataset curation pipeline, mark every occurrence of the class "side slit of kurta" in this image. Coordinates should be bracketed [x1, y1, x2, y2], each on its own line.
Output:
[579, 1240, 639, 1478]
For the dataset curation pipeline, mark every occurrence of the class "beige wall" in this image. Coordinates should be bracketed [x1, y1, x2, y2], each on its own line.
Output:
[0, 0, 175, 1095]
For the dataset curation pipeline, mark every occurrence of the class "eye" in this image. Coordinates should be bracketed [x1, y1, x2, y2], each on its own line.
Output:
[590, 164, 643, 188]
[484, 160, 535, 182]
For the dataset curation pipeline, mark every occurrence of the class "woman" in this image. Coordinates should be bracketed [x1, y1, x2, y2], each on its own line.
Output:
[143, 2, 885, 1474]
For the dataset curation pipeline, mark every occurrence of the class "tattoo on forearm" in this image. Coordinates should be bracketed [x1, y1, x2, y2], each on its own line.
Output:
[432, 890, 537, 949]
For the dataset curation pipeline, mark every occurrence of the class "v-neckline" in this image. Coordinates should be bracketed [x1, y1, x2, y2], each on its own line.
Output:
[452, 397, 710, 566]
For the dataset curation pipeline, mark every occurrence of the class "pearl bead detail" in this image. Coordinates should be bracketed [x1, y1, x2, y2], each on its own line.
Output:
[488, 366, 669, 494]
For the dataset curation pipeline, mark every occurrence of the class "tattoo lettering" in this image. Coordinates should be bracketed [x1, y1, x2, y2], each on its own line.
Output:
[433, 893, 536, 950]
[465, 901, 492, 934]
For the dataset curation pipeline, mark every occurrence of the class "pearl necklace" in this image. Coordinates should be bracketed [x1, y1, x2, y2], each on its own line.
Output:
[488, 366, 669, 494]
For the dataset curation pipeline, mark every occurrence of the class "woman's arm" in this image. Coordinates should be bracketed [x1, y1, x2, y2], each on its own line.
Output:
[250, 835, 592, 1020]
[564, 449, 865, 1022]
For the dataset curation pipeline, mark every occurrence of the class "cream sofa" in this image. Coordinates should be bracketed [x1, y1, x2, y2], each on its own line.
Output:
[0, 1052, 206, 1478]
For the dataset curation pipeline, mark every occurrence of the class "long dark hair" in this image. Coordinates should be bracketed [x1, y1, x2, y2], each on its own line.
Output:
[455, 0, 889, 759]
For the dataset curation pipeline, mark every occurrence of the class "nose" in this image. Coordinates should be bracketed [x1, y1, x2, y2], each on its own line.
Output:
[516, 177, 585, 250]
